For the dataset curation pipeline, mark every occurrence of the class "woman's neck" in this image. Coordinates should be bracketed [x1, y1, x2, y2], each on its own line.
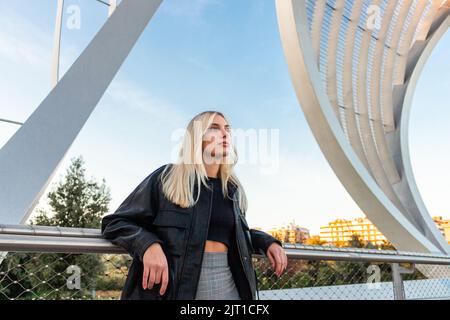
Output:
[204, 163, 220, 178]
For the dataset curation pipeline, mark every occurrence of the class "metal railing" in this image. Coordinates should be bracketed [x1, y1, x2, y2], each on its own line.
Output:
[1, 224, 449, 300]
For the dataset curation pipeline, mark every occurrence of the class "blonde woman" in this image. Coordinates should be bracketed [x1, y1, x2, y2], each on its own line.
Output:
[101, 111, 287, 300]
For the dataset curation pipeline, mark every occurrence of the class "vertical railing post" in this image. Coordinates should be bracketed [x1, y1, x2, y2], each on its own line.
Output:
[392, 263, 405, 300]
[392, 263, 415, 300]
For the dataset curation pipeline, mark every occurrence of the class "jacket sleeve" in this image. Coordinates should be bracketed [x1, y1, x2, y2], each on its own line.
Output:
[249, 229, 283, 256]
[101, 167, 164, 262]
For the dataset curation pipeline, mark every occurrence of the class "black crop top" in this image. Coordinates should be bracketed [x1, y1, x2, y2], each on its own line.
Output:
[205, 176, 235, 248]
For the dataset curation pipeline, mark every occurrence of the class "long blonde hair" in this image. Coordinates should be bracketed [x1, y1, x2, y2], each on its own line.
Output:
[159, 111, 248, 214]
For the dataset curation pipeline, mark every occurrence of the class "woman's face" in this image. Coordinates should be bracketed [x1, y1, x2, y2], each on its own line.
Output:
[202, 114, 231, 163]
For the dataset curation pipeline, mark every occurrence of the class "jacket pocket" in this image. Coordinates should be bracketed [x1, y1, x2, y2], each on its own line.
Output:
[152, 210, 190, 257]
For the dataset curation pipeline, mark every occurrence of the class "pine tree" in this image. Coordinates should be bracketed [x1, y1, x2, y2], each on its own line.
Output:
[33, 155, 110, 228]
[25, 155, 111, 299]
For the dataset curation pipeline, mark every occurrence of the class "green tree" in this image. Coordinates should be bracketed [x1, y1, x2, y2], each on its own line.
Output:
[305, 237, 327, 246]
[33, 155, 110, 228]
[1, 156, 111, 300]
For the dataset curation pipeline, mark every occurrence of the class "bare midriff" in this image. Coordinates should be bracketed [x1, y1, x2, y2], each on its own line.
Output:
[204, 240, 228, 252]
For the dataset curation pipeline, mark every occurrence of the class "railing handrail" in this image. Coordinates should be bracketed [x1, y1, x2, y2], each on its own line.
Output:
[1, 224, 450, 265]
[0, 224, 102, 238]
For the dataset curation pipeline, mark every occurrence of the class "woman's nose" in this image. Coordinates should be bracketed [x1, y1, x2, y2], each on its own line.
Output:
[221, 128, 229, 137]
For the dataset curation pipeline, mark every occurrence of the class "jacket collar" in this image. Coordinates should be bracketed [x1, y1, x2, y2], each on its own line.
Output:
[198, 177, 239, 199]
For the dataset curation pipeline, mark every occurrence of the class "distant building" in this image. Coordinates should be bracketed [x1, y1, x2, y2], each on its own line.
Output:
[320, 216, 450, 247]
[432, 216, 450, 244]
[265, 221, 310, 244]
[319, 217, 387, 246]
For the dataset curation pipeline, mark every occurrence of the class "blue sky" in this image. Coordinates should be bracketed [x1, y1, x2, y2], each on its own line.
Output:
[0, 0, 449, 235]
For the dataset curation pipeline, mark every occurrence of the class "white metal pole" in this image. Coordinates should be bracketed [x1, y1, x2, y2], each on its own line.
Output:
[109, 0, 117, 16]
[51, 0, 64, 88]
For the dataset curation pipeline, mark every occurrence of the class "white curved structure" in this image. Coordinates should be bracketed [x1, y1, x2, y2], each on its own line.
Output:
[276, 0, 450, 256]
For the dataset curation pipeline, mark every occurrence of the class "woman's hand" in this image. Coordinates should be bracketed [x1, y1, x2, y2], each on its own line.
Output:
[266, 243, 288, 277]
[142, 242, 169, 296]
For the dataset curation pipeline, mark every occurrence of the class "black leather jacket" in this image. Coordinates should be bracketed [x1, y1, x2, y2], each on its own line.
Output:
[101, 163, 282, 300]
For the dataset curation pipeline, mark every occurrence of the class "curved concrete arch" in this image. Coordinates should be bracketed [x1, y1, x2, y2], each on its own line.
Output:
[386, 4, 450, 253]
[369, 0, 401, 187]
[386, 4, 448, 248]
[393, 0, 428, 85]
[398, 12, 450, 253]
[325, 0, 345, 121]
[368, 0, 398, 130]
[353, 0, 408, 213]
[275, 0, 450, 259]
[311, 0, 327, 65]
[342, 1, 371, 172]
[380, 0, 413, 130]
[386, 3, 445, 234]
[415, 1, 441, 42]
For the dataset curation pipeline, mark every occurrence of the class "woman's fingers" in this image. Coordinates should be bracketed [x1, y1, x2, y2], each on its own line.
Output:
[279, 250, 288, 275]
[267, 250, 275, 270]
[269, 246, 288, 277]
[283, 250, 288, 271]
[276, 250, 283, 276]
[160, 267, 169, 296]
[142, 244, 169, 292]
[269, 248, 283, 276]
[142, 264, 167, 292]
[280, 250, 287, 275]
[142, 266, 149, 289]
[148, 268, 156, 289]
[269, 247, 279, 276]
[154, 267, 162, 286]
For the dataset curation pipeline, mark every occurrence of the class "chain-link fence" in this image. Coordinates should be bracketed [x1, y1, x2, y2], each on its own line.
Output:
[0, 252, 131, 300]
[254, 257, 450, 300]
[1, 225, 450, 300]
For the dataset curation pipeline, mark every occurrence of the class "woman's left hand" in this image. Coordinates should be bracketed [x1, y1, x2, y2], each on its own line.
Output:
[266, 243, 288, 277]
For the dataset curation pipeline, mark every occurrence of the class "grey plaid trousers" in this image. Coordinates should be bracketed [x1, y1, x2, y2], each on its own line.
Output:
[194, 251, 241, 300]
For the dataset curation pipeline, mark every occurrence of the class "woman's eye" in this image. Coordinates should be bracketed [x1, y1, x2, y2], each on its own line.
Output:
[208, 126, 231, 132]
